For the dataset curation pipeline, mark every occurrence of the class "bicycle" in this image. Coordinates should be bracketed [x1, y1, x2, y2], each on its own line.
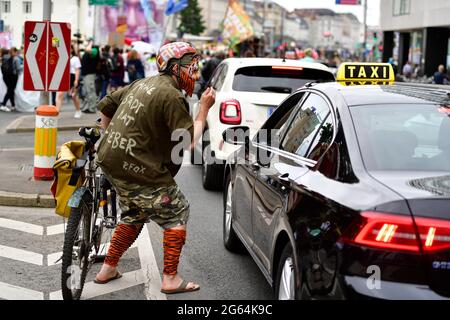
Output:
[61, 127, 118, 300]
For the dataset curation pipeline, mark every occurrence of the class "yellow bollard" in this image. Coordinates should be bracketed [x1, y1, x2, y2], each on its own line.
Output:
[34, 105, 59, 181]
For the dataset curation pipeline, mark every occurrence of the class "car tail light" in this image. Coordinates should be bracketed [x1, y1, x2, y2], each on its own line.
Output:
[341, 212, 450, 253]
[220, 99, 241, 125]
[415, 217, 450, 253]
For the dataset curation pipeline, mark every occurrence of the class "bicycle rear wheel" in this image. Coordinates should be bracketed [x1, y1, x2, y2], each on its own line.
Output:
[61, 198, 92, 300]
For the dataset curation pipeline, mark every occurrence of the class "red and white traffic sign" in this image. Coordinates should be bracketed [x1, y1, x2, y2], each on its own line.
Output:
[24, 21, 71, 92]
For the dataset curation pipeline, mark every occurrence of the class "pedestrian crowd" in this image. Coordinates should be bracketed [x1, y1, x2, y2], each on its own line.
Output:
[1, 40, 450, 116]
[0, 42, 158, 117]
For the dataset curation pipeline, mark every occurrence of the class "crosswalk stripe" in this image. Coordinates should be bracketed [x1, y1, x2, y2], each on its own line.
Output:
[0, 218, 44, 235]
[136, 224, 166, 300]
[47, 242, 138, 267]
[0, 281, 44, 300]
[0, 245, 44, 266]
[49, 270, 145, 300]
[46, 223, 65, 236]
[0, 217, 163, 300]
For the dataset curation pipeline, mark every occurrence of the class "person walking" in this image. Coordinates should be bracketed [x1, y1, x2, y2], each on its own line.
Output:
[126, 50, 145, 83]
[0, 47, 22, 112]
[197, 51, 225, 99]
[55, 45, 82, 118]
[110, 47, 125, 91]
[98, 45, 112, 100]
[94, 42, 215, 294]
[80, 43, 100, 113]
[433, 65, 448, 85]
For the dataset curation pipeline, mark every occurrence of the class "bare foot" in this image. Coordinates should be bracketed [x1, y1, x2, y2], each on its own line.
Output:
[95, 264, 119, 282]
[161, 273, 200, 293]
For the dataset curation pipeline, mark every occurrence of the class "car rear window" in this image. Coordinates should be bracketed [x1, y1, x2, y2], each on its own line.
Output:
[350, 104, 450, 171]
[232, 66, 334, 93]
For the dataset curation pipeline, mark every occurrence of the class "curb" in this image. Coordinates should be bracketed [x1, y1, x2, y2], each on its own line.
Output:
[6, 126, 86, 134]
[5, 113, 99, 134]
[0, 190, 55, 208]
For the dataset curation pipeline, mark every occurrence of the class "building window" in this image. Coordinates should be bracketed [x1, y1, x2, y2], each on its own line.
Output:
[23, 1, 32, 14]
[393, 0, 411, 16]
[1, 1, 11, 13]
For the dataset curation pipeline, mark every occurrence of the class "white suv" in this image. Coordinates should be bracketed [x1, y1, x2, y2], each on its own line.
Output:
[191, 58, 335, 190]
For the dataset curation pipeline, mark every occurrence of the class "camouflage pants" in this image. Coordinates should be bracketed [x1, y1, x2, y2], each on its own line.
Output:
[105, 176, 190, 229]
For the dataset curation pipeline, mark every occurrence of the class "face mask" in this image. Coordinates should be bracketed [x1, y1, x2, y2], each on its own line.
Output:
[178, 55, 200, 97]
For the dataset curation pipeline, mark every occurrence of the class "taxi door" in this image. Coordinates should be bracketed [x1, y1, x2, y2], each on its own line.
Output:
[233, 92, 305, 250]
[251, 92, 332, 271]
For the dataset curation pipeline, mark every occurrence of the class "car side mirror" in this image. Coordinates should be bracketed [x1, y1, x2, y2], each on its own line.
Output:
[222, 126, 250, 146]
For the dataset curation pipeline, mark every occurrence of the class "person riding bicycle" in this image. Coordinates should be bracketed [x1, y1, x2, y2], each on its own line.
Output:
[94, 42, 215, 294]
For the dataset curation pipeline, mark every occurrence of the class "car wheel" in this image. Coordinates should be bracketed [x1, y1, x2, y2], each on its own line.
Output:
[275, 243, 298, 300]
[223, 174, 245, 253]
[202, 133, 223, 190]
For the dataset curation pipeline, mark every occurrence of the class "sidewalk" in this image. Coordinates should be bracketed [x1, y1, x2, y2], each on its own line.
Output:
[0, 106, 99, 209]
[5, 110, 99, 133]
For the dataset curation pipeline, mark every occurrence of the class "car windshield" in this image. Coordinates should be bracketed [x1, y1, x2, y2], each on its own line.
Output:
[350, 104, 450, 171]
[232, 66, 334, 93]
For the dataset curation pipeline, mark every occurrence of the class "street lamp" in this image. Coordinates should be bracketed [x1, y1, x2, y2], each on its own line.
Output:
[39, 0, 52, 106]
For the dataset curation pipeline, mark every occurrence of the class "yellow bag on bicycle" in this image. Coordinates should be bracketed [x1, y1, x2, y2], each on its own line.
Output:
[51, 141, 86, 218]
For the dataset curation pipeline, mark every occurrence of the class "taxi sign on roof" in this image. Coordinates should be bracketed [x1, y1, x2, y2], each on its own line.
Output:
[336, 62, 395, 85]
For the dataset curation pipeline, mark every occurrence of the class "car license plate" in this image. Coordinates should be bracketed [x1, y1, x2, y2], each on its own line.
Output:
[268, 107, 275, 117]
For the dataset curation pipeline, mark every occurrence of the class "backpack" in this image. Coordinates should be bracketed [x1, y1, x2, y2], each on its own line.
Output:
[51, 141, 86, 218]
[1, 57, 14, 76]
[98, 57, 112, 80]
[111, 55, 119, 72]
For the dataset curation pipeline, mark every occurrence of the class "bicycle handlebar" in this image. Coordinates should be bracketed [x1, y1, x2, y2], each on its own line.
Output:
[79, 127, 102, 148]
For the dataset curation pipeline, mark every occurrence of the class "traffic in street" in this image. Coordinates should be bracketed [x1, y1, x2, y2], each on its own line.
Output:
[0, 164, 273, 300]
[0, 0, 450, 308]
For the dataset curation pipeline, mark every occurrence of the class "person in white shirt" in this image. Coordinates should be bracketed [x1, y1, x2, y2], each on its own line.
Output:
[55, 45, 82, 118]
[402, 60, 413, 79]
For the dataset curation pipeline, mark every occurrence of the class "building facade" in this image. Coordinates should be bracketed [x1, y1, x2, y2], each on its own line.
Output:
[197, 0, 229, 37]
[295, 9, 364, 54]
[0, 0, 93, 48]
[381, 0, 450, 76]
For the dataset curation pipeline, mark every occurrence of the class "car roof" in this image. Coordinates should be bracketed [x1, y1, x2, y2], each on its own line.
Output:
[222, 57, 333, 74]
[307, 82, 450, 107]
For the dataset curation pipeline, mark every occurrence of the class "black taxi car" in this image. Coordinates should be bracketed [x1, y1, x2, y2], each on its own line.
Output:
[222, 63, 450, 300]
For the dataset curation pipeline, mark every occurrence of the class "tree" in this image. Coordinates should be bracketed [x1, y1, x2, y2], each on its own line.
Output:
[177, 0, 206, 37]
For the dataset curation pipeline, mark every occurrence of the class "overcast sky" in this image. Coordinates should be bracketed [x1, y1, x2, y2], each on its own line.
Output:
[272, 0, 381, 26]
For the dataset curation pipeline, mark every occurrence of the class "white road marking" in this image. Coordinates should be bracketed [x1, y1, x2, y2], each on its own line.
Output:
[0, 281, 44, 300]
[136, 224, 166, 300]
[46, 252, 62, 267]
[47, 242, 137, 267]
[0, 218, 44, 235]
[49, 270, 145, 300]
[0, 245, 43, 266]
[0, 148, 36, 152]
[46, 223, 65, 236]
[0, 217, 163, 299]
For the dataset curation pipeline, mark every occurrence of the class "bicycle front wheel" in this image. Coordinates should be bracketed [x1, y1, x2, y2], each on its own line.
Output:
[61, 199, 92, 300]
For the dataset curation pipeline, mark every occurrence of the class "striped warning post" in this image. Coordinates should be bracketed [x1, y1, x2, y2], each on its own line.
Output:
[34, 106, 59, 181]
